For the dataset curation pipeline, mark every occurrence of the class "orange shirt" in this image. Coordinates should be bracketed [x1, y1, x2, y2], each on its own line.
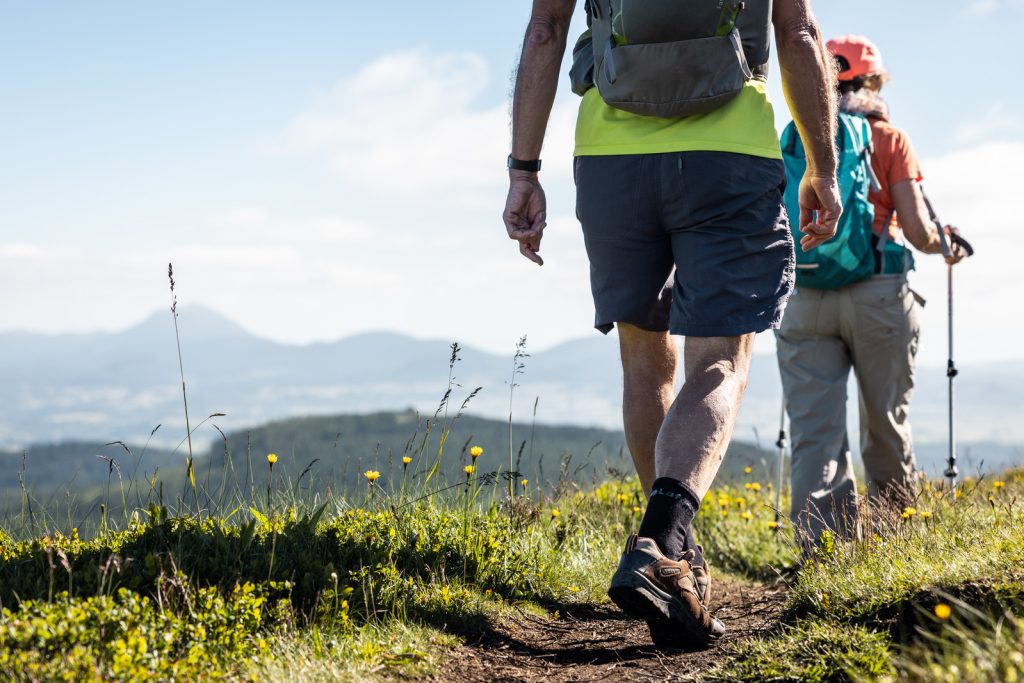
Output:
[867, 117, 923, 240]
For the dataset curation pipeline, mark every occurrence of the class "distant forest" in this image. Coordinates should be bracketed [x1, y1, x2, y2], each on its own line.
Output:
[1, 410, 775, 521]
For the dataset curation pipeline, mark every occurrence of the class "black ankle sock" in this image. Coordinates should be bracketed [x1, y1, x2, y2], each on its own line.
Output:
[638, 477, 704, 566]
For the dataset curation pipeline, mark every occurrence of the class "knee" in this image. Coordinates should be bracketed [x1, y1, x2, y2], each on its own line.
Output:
[685, 335, 754, 389]
[618, 324, 677, 383]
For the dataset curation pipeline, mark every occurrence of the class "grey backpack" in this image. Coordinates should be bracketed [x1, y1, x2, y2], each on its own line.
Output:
[570, 0, 771, 118]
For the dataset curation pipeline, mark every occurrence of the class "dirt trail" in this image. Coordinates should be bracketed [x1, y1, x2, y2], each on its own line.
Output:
[437, 579, 787, 682]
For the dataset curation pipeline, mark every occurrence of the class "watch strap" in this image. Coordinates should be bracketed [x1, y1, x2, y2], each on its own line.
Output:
[507, 155, 542, 172]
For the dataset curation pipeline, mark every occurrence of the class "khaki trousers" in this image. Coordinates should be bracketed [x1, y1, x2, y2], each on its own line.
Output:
[775, 275, 920, 544]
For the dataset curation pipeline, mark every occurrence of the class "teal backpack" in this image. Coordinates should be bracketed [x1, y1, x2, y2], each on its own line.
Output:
[781, 113, 911, 289]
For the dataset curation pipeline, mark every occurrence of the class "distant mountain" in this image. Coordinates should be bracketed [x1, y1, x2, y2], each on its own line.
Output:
[1, 306, 1022, 475]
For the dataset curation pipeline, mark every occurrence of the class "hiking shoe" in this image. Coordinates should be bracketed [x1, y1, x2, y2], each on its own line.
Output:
[607, 535, 725, 648]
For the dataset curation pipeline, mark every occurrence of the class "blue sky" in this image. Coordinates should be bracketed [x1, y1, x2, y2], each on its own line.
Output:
[0, 1, 1020, 366]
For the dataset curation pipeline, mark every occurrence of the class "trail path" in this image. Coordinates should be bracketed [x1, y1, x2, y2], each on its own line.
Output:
[437, 579, 787, 682]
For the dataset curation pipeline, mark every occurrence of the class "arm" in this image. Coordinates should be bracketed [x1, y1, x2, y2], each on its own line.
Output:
[772, 0, 841, 251]
[502, 0, 576, 266]
[891, 180, 965, 264]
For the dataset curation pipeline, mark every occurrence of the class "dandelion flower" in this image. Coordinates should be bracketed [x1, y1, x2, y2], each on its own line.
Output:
[266, 453, 278, 465]
[464, 465, 475, 476]
[994, 481, 1005, 489]
[633, 506, 641, 513]
[402, 456, 412, 466]
[767, 521, 779, 529]
[901, 506, 917, 519]
[744, 482, 751, 490]
[744, 466, 752, 474]
[751, 482, 762, 492]
[617, 493, 629, 504]
[935, 603, 952, 620]
[920, 510, 932, 519]
[551, 508, 560, 519]
[364, 470, 381, 483]
[470, 446, 484, 460]
[520, 478, 528, 488]
[742, 511, 753, 521]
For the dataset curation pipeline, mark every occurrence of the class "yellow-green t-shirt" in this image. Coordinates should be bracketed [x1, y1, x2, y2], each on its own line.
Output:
[574, 80, 782, 159]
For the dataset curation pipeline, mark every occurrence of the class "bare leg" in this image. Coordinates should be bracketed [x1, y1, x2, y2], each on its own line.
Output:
[618, 323, 678, 496]
[656, 334, 755, 498]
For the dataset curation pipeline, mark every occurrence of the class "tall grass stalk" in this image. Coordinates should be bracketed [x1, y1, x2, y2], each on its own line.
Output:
[507, 336, 528, 513]
[167, 263, 196, 507]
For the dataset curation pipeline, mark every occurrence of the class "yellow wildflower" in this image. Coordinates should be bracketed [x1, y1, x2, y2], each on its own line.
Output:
[744, 466, 752, 474]
[363, 470, 381, 482]
[993, 480, 1005, 489]
[934, 603, 952, 620]
[742, 511, 753, 521]
[617, 493, 630, 504]
[266, 453, 278, 465]
[402, 456, 412, 465]
[521, 478, 528, 487]
[901, 506, 917, 519]
[767, 521, 779, 529]
[463, 465, 475, 476]
[633, 506, 641, 513]
[470, 446, 484, 460]
[551, 508, 560, 519]
[920, 510, 932, 520]
[750, 482, 762, 492]
[744, 482, 752, 490]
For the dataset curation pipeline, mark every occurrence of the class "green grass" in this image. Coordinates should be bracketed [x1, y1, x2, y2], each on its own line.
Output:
[706, 620, 895, 682]
[707, 472, 1024, 683]
[0, 466, 644, 680]
[1, 432, 1021, 681]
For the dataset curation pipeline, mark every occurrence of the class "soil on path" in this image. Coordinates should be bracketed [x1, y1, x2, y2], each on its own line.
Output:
[436, 579, 787, 683]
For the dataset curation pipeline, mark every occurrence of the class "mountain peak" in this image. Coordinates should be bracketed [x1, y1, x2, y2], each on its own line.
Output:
[127, 305, 254, 343]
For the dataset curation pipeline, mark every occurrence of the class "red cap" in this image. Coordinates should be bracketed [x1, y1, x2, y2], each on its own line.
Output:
[827, 34, 886, 81]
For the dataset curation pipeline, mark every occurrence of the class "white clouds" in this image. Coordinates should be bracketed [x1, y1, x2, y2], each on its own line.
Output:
[280, 49, 576, 205]
[954, 103, 1021, 144]
[965, 0, 1024, 14]
[0, 243, 47, 259]
[909, 139, 1021, 365]
[206, 208, 373, 243]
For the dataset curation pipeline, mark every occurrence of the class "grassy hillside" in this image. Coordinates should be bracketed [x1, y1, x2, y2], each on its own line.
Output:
[0, 445, 1020, 680]
[1, 409, 773, 533]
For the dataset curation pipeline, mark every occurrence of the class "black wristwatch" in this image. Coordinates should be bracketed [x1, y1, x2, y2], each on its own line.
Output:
[507, 155, 542, 172]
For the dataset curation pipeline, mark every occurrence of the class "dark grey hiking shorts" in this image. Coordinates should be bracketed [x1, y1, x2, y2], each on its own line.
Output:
[575, 151, 795, 337]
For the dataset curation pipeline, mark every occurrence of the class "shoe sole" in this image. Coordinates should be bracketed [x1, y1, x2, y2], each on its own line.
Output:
[608, 568, 724, 646]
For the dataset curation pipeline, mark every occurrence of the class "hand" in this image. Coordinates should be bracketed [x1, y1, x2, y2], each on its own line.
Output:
[943, 226, 966, 266]
[797, 173, 843, 252]
[502, 172, 547, 265]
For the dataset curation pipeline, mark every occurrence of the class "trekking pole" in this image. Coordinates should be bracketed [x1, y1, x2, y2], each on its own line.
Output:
[921, 189, 975, 492]
[774, 401, 787, 528]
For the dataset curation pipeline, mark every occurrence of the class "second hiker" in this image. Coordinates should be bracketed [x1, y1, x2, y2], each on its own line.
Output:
[777, 34, 966, 548]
